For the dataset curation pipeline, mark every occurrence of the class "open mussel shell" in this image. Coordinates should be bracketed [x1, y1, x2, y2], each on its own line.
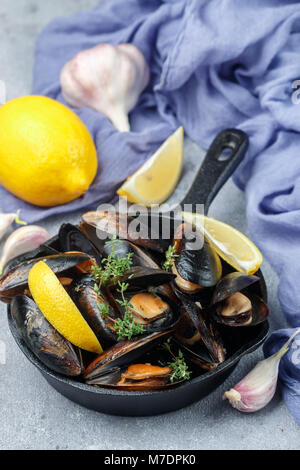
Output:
[176, 341, 219, 371]
[78, 228, 177, 302]
[59, 223, 102, 265]
[211, 271, 269, 327]
[107, 289, 180, 335]
[212, 271, 260, 304]
[174, 223, 222, 289]
[114, 266, 176, 290]
[85, 367, 122, 386]
[88, 363, 183, 390]
[84, 330, 172, 382]
[81, 210, 168, 253]
[71, 276, 119, 348]
[97, 238, 177, 301]
[215, 292, 269, 327]
[175, 295, 226, 369]
[0, 252, 92, 302]
[11, 296, 82, 377]
[79, 225, 161, 269]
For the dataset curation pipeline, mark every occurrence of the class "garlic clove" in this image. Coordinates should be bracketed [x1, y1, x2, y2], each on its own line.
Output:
[60, 43, 150, 132]
[0, 211, 26, 241]
[0, 225, 51, 275]
[224, 328, 300, 413]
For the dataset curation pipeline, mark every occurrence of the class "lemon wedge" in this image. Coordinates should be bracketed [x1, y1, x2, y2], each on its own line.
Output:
[28, 261, 103, 354]
[117, 127, 184, 206]
[182, 212, 262, 275]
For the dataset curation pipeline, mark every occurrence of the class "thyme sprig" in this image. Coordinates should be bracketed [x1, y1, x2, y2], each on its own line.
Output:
[91, 240, 145, 339]
[90, 236, 134, 288]
[162, 338, 191, 383]
[98, 303, 110, 319]
[114, 281, 146, 340]
[162, 245, 179, 272]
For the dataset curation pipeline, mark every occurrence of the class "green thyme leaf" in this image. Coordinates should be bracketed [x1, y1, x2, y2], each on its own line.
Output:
[113, 280, 146, 340]
[90, 237, 133, 288]
[162, 339, 191, 383]
[162, 245, 179, 272]
[98, 303, 110, 319]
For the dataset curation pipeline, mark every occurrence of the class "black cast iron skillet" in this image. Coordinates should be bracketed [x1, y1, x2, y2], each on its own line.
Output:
[6, 129, 269, 416]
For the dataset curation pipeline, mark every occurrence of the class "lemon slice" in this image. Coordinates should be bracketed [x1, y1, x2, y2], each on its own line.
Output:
[182, 212, 262, 275]
[28, 261, 103, 354]
[117, 127, 184, 206]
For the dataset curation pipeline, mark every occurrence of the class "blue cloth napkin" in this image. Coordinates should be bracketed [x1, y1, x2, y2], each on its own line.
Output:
[263, 329, 300, 426]
[2, 0, 300, 423]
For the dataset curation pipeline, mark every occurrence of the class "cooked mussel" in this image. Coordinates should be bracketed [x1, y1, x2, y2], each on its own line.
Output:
[97, 239, 177, 300]
[114, 266, 175, 290]
[71, 276, 119, 348]
[215, 292, 269, 327]
[11, 296, 82, 376]
[59, 224, 102, 264]
[0, 252, 92, 302]
[174, 295, 226, 370]
[114, 364, 173, 390]
[212, 272, 269, 327]
[79, 226, 160, 268]
[107, 289, 179, 334]
[84, 330, 172, 382]
[173, 223, 222, 292]
[85, 363, 184, 390]
[81, 210, 168, 253]
[212, 272, 261, 304]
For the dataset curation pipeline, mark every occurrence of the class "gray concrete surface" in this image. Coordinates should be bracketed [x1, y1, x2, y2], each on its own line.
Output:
[0, 0, 299, 451]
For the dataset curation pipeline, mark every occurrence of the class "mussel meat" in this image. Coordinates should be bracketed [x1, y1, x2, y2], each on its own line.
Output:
[107, 289, 179, 334]
[84, 363, 183, 390]
[11, 296, 82, 376]
[215, 293, 269, 327]
[116, 364, 173, 390]
[212, 272, 269, 327]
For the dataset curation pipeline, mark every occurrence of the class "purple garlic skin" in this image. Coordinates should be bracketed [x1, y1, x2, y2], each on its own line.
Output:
[60, 43, 150, 132]
[224, 356, 279, 412]
[224, 328, 300, 413]
[0, 212, 26, 241]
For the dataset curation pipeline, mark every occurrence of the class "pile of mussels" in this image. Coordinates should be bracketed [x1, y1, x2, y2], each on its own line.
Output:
[0, 211, 269, 391]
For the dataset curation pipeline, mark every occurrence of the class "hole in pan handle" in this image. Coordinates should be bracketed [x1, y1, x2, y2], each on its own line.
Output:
[180, 129, 249, 215]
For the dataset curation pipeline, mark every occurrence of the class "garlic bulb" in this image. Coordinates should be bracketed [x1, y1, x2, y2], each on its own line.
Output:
[224, 328, 300, 413]
[0, 225, 51, 275]
[0, 211, 26, 242]
[60, 43, 150, 132]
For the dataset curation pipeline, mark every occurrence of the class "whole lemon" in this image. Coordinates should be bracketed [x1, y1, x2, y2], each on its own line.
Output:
[0, 96, 98, 207]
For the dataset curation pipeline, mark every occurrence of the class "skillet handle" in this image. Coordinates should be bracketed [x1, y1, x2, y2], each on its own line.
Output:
[181, 129, 248, 215]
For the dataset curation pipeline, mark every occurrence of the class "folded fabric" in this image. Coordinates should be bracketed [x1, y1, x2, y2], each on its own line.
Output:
[263, 328, 300, 426]
[2, 0, 300, 423]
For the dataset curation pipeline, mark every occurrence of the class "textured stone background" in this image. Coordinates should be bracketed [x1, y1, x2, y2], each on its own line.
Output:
[0, 0, 299, 450]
